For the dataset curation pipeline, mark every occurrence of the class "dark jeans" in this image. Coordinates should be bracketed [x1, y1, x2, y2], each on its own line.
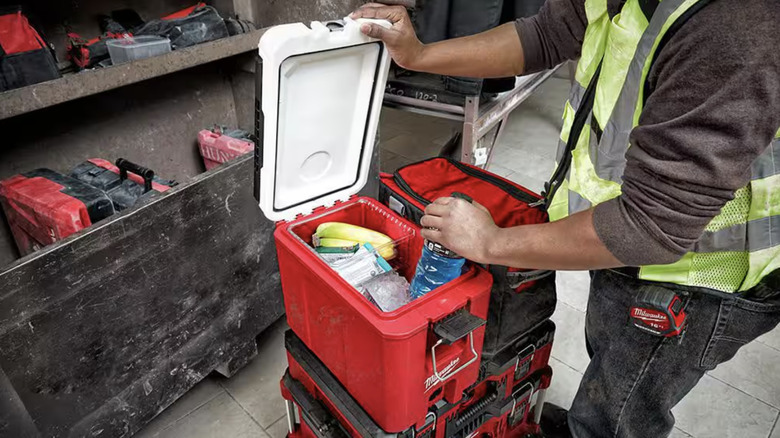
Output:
[568, 269, 780, 438]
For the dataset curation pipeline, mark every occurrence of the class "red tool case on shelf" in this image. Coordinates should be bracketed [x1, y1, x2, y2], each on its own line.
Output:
[70, 158, 175, 211]
[255, 19, 495, 432]
[378, 158, 557, 359]
[0, 168, 115, 256]
[198, 128, 254, 170]
[0, 158, 175, 257]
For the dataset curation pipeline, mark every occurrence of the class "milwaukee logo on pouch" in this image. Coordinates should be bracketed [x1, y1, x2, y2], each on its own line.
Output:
[424, 357, 460, 392]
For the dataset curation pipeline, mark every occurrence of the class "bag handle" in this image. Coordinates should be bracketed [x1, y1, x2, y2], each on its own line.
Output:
[488, 264, 553, 290]
[506, 269, 554, 289]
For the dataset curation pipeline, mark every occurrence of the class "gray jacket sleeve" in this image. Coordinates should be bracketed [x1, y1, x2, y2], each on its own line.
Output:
[514, 0, 587, 73]
[593, 0, 780, 265]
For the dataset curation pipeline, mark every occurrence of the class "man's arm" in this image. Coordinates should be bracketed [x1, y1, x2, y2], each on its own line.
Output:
[350, 1, 586, 78]
[420, 197, 621, 270]
[421, 0, 780, 272]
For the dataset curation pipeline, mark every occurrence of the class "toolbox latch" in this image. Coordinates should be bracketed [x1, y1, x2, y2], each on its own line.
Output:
[433, 309, 486, 345]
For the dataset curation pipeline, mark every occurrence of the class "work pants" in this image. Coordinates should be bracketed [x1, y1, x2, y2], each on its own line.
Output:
[568, 269, 780, 438]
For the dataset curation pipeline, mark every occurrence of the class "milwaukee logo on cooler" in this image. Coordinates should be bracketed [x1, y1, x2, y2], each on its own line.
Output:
[631, 307, 667, 322]
[424, 357, 460, 392]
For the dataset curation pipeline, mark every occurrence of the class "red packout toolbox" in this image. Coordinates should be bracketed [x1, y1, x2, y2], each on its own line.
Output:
[477, 320, 555, 400]
[256, 20, 493, 432]
[281, 329, 552, 438]
[282, 330, 429, 438]
[70, 158, 175, 211]
[0, 169, 115, 256]
[432, 368, 552, 438]
[197, 127, 254, 170]
[378, 158, 557, 359]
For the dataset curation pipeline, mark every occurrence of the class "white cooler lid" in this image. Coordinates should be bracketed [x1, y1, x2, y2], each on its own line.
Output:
[257, 18, 391, 222]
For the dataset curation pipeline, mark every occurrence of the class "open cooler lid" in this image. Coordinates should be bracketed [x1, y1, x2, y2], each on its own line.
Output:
[257, 17, 392, 222]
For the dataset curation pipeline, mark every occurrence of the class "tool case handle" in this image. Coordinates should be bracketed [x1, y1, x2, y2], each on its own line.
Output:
[116, 158, 154, 193]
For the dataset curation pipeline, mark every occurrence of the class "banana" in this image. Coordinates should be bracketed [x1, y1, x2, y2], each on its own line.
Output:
[315, 222, 395, 259]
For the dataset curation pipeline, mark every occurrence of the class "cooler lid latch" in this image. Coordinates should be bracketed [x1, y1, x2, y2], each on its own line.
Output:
[433, 309, 486, 345]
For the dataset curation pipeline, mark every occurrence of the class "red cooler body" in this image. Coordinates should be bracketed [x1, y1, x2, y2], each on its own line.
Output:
[275, 197, 493, 431]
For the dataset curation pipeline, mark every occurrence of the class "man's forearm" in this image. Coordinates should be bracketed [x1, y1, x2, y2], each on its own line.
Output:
[409, 23, 526, 78]
[486, 209, 624, 271]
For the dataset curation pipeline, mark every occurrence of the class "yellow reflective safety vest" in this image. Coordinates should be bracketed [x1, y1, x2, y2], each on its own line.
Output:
[546, 0, 780, 293]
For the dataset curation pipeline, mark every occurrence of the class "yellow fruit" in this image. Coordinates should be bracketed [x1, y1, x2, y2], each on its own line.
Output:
[315, 222, 395, 259]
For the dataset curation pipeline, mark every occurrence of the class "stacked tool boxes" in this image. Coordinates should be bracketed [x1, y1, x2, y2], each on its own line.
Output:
[254, 19, 557, 438]
[280, 314, 555, 438]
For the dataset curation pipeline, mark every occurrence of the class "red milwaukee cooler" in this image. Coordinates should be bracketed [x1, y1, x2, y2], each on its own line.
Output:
[255, 19, 493, 432]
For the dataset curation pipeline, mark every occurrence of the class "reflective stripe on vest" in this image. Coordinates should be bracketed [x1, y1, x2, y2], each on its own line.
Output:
[548, 0, 780, 292]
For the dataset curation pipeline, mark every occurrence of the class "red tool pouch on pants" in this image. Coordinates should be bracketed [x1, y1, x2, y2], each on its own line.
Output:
[379, 157, 557, 359]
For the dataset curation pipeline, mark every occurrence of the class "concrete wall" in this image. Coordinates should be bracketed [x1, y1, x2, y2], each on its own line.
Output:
[253, 0, 365, 27]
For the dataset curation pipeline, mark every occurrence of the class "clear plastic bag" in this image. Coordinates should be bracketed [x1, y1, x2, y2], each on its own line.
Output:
[360, 271, 411, 313]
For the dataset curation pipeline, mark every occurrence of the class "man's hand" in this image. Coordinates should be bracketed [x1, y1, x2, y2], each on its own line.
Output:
[420, 198, 623, 270]
[350, 3, 424, 69]
[420, 197, 501, 264]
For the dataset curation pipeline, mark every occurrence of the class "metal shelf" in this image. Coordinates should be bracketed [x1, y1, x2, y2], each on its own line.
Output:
[382, 65, 563, 167]
[0, 29, 265, 121]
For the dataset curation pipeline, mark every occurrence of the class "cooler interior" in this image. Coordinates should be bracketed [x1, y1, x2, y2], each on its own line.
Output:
[288, 197, 424, 285]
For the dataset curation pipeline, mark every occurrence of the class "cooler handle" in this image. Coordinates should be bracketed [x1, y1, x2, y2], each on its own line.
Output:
[116, 158, 154, 193]
[430, 333, 479, 384]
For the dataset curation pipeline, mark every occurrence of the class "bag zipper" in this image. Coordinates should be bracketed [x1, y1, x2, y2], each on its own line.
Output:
[392, 157, 540, 207]
[393, 171, 431, 206]
[447, 159, 538, 204]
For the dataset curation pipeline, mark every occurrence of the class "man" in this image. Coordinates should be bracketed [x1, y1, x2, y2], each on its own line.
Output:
[352, 1, 780, 437]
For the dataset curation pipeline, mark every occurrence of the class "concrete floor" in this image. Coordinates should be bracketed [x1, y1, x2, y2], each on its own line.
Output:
[136, 77, 780, 438]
